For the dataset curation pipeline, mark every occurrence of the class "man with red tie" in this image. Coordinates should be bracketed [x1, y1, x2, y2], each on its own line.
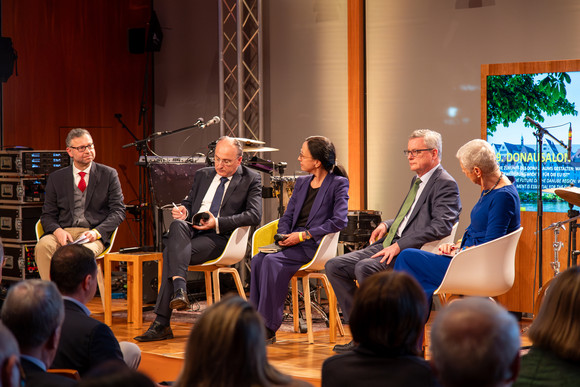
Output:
[35, 128, 125, 279]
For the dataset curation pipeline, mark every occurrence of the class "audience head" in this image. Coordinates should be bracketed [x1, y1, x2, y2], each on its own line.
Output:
[529, 265, 580, 362]
[174, 295, 291, 387]
[0, 322, 21, 387]
[78, 361, 156, 387]
[456, 139, 499, 176]
[1, 280, 64, 364]
[430, 297, 520, 387]
[409, 129, 443, 160]
[349, 271, 427, 355]
[304, 135, 348, 178]
[50, 244, 98, 298]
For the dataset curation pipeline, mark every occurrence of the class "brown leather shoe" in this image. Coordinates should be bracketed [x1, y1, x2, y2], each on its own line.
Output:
[169, 288, 190, 310]
[134, 321, 173, 342]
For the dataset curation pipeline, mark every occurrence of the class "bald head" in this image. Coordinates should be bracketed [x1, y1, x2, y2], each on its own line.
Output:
[430, 298, 520, 387]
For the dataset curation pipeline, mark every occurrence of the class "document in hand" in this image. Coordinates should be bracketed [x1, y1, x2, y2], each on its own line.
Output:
[258, 243, 285, 254]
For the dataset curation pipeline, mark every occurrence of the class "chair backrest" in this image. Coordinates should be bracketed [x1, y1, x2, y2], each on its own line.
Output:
[299, 231, 341, 272]
[251, 219, 280, 256]
[202, 226, 251, 266]
[421, 222, 459, 254]
[35, 219, 44, 241]
[434, 227, 523, 297]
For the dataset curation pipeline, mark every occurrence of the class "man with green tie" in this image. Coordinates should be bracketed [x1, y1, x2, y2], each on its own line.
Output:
[326, 129, 461, 352]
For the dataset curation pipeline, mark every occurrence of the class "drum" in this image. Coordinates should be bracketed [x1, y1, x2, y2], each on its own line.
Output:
[339, 210, 382, 243]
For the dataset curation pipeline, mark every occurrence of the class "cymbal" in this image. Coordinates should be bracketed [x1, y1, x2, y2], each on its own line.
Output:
[233, 137, 265, 146]
[242, 146, 279, 153]
[555, 187, 580, 207]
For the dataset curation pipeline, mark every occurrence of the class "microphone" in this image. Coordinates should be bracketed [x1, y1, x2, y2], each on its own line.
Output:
[114, 113, 122, 119]
[568, 123, 573, 162]
[202, 116, 221, 128]
[525, 116, 543, 129]
[193, 117, 204, 127]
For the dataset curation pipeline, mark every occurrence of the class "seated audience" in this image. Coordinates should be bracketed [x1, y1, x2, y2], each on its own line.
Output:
[514, 266, 580, 386]
[430, 297, 520, 387]
[322, 271, 440, 387]
[0, 321, 21, 387]
[394, 139, 520, 304]
[174, 295, 312, 387]
[49, 244, 141, 376]
[1, 279, 77, 386]
[250, 135, 349, 344]
[77, 360, 156, 387]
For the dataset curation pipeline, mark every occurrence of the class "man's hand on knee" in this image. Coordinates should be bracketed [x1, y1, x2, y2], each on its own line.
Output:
[370, 242, 401, 265]
[53, 228, 74, 246]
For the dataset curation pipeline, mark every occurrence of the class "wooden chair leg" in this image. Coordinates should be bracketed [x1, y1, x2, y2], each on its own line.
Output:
[103, 256, 113, 326]
[212, 270, 221, 303]
[96, 259, 106, 310]
[204, 271, 213, 306]
[220, 267, 247, 300]
[302, 276, 314, 344]
[320, 275, 344, 341]
[291, 276, 300, 333]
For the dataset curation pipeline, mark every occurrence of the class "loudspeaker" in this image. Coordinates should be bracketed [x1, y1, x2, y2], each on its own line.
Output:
[142, 261, 159, 304]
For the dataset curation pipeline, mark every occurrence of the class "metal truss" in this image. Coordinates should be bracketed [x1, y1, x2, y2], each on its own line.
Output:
[218, 0, 263, 141]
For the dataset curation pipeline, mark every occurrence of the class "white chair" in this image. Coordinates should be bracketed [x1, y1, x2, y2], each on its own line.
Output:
[421, 222, 459, 253]
[434, 227, 523, 305]
[290, 231, 345, 344]
[187, 226, 251, 305]
[35, 220, 118, 310]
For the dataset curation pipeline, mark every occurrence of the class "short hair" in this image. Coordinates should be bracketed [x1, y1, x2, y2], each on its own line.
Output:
[216, 136, 243, 158]
[349, 271, 427, 355]
[529, 266, 580, 362]
[50, 244, 98, 295]
[456, 139, 499, 175]
[430, 298, 520, 387]
[66, 128, 91, 147]
[410, 129, 443, 160]
[0, 321, 19, 367]
[174, 295, 291, 387]
[1, 280, 64, 351]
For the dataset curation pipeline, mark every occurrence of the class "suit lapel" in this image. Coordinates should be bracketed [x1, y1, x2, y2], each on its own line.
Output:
[192, 169, 216, 213]
[406, 166, 442, 223]
[220, 166, 242, 208]
[65, 166, 76, 213]
[84, 163, 99, 207]
[305, 173, 333, 226]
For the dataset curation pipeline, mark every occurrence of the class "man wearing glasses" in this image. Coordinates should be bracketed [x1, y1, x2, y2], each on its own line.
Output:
[326, 129, 461, 352]
[35, 128, 125, 280]
[135, 136, 262, 342]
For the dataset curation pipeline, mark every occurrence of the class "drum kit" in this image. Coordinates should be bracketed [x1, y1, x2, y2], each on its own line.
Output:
[535, 185, 580, 314]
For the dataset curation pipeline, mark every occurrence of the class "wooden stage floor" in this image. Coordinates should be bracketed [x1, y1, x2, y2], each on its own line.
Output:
[88, 297, 532, 387]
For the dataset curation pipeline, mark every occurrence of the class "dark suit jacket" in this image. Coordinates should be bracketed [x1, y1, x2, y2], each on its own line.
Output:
[383, 165, 461, 251]
[51, 299, 123, 377]
[181, 165, 262, 234]
[277, 173, 349, 242]
[21, 357, 78, 387]
[40, 162, 126, 246]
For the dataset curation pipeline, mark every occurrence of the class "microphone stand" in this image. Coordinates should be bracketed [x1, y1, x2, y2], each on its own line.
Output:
[529, 119, 570, 288]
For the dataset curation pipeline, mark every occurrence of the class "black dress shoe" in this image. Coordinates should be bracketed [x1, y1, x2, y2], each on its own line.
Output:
[265, 327, 276, 345]
[134, 321, 174, 342]
[333, 340, 356, 353]
[169, 288, 190, 310]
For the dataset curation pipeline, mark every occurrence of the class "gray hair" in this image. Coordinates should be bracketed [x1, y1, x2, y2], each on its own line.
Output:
[217, 136, 243, 158]
[456, 139, 499, 175]
[430, 298, 520, 387]
[66, 128, 91, 147]
[1, 280, 64, 351]
[410, 129, 442, 160]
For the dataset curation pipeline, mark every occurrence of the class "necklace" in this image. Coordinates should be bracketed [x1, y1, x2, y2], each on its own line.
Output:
[482, 172, 503, 197]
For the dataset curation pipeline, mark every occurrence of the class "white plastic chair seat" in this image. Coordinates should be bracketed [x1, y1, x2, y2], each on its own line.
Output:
[188, 226, 251, 305]
[434, 227, 523, 303]
[421, 222, 459, 253]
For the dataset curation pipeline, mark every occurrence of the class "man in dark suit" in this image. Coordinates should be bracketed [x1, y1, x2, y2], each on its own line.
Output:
[1, 280, 77, 387]
[49, 244, 141, 376]
[134, 136, 262, 342]
[326, 129, 461, 352]
[35, 128, 126, 279]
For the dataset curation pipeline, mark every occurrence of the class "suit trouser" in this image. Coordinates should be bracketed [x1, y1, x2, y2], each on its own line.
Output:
[154, 220, 228, 321]
[325, 242, 395, 323]
[35, 227, 105, 280]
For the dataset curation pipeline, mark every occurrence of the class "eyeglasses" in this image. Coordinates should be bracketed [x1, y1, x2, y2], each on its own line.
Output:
[69, 143, 94, 152]
[403, 148, 434, 157]
[214, 156, 235, 166]
[298, 153, 313, 160]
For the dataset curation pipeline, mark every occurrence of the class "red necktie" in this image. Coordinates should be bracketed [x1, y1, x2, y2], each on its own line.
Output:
[78, 171, 87, 192]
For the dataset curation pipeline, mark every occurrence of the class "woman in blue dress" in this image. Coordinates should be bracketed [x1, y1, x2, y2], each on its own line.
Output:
[394, 139, 521, 304]
[250, 136, 349, 344]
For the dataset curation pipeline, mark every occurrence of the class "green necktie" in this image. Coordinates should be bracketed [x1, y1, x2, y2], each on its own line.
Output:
[383, 178, 422, 247]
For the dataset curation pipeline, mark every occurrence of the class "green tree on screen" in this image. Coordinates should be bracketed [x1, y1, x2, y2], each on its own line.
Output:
[487, 73, 578, 136]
